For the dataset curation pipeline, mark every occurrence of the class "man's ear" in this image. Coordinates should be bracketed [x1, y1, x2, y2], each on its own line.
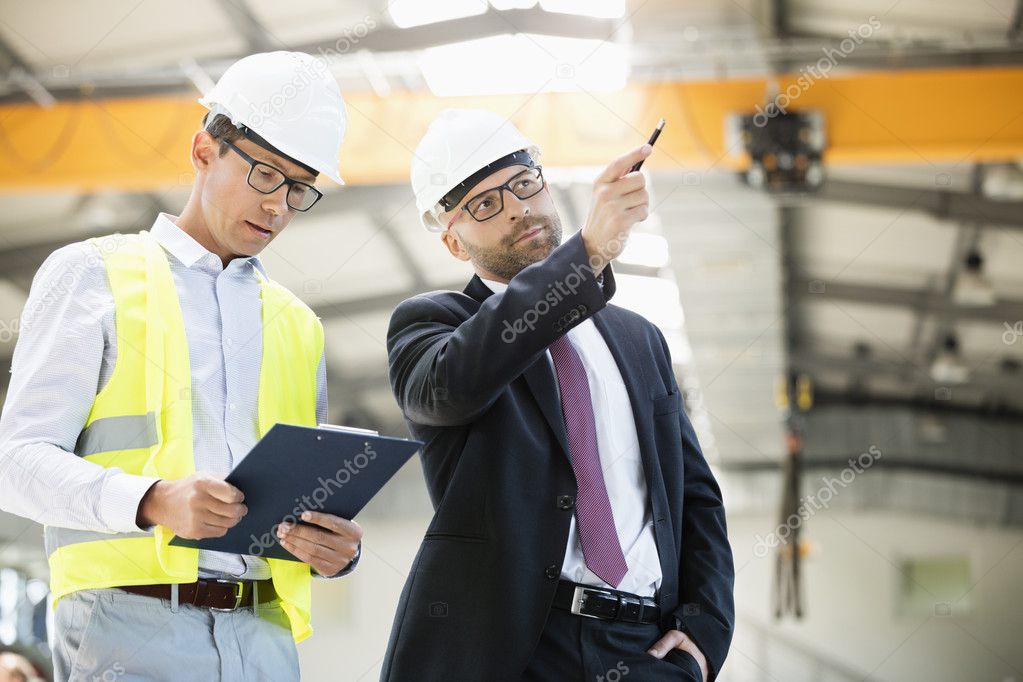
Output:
[441, 226, 471, 262]
[191, 130, 218, 173]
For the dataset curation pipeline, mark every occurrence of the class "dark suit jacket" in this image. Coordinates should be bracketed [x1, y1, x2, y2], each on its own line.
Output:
[381, 232, 734, 681]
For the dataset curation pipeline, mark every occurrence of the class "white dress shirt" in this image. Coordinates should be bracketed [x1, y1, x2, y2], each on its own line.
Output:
[481, 278, 662, 597]
[0, 214, 328, 580]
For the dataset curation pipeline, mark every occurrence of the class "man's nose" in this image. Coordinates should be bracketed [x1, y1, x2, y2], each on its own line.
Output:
[262, 185, 289, 216]
[504, 191, 529, 221]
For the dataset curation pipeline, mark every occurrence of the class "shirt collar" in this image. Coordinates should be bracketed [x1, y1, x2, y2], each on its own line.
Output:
[149, 213, 267, 277]
[479, 277, 509, 294]
[479, 271, 603, 295]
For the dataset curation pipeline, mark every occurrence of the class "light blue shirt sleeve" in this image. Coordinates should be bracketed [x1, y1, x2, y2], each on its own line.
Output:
[0, 243, 159, 534]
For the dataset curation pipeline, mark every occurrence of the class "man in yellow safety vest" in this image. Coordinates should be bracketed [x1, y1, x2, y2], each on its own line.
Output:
[0, 51, 360, 681]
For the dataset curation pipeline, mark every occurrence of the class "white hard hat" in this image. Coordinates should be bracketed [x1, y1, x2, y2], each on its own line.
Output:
[199, 51, 347, 185]
[411, 109, 540, 231]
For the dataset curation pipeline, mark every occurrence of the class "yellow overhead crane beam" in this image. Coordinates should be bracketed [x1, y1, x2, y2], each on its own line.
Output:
[0, 66, 1021, 192]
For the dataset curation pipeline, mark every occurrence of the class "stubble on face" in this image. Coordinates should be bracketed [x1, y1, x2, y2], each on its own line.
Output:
[458, 213, 563, 282]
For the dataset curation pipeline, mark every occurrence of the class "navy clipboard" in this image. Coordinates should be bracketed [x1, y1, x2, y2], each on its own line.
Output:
[169, 424, 422, 562]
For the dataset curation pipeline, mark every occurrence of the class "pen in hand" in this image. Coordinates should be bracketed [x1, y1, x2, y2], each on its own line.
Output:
[630, 118, 665, 173]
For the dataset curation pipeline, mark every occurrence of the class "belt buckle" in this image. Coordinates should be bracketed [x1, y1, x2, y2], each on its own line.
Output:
[618, 594, 643, 623]
[570, 586, 604, 620]
[210, 579, 245, 612]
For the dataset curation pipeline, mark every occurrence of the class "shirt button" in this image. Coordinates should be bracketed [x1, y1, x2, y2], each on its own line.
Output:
[225, 338, 233, 347]
[545, 565, 559, 580]
[229, 403, 236, 411]
[557, 495, 575, 510]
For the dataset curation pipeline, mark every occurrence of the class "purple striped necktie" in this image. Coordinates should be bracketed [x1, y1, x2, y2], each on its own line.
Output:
[549, 334, 628, 588]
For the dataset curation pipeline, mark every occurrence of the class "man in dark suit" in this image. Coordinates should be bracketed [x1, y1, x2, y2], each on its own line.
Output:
[382, 109, 734, 681]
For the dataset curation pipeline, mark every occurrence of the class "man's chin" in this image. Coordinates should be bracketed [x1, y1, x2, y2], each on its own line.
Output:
[233, 231, 272, 257]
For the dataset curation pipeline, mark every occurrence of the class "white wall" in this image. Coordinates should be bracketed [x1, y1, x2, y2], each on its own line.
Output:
[723, 511, 1023, 682]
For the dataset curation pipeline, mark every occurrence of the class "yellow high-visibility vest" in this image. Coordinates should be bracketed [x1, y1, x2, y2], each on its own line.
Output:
[44, 231, 324, 642]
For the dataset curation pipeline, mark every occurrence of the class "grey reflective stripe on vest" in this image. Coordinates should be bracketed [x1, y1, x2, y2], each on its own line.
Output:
[74, 412, 159, 457]
[44, 527, 154, 556]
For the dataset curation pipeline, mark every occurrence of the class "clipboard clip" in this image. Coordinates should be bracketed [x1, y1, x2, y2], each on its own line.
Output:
[317, 423, 380, 437]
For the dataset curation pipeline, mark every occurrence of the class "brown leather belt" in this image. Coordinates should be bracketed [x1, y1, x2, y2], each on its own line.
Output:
[117, 578, 277, 611]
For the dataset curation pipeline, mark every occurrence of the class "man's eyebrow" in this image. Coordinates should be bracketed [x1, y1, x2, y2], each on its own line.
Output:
[252, 151, 317, 184]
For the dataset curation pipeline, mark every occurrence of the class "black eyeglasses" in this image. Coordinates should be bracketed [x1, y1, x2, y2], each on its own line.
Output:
[459, 166, 545, 222]
[222, 140, 323, 212]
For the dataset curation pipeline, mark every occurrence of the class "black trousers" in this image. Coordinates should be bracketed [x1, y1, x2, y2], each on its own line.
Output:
[522, 606, 702, 681]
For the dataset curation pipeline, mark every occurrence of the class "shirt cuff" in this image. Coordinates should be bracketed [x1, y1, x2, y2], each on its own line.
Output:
[99, 472, 161, 533]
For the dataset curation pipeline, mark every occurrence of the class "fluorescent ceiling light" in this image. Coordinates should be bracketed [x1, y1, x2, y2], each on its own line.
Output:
[388, 0, 486, 28]
[540, 0, 626, 18]
[419, 34, 628, 97]
[952, 251, 996, 307]
[953, 270, 996, 307]
[390, 0, 625, 25]
[490, 0, 537, 8]
[930, 335, 969, 384]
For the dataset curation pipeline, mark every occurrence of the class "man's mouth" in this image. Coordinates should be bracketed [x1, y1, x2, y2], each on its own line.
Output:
[513, 225, 544, 244]
[244, 220, 273, 239]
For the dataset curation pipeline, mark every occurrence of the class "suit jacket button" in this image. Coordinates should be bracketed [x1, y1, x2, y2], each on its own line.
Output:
[545, 565, 559, 580]
[557, 495, 575, 510]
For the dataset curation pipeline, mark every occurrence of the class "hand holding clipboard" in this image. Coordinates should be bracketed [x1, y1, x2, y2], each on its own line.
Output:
[169, 424, 422, 564]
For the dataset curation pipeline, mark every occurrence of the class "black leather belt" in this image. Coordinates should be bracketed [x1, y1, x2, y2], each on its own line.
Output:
[118, 578, 277, 611]
[553, 580, 660, 624]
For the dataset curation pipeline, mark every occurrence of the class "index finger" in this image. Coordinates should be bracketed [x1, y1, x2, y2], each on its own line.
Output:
[205, 478, 244, 504]
[301, 511, 362, 539]
[597, 144, 652, 184]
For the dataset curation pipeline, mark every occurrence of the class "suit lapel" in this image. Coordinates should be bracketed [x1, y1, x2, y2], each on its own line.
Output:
[591, 310, 659, 476]
[522, 358, 570, 457]
[463, 275, 570, 458]
[592, 308, 678, 599]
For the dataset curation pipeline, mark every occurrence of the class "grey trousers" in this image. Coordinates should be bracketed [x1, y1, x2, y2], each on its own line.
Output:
[50, 587, 300, 682]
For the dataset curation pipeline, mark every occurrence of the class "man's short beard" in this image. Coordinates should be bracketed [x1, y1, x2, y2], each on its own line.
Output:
[459, 213, 563, 281]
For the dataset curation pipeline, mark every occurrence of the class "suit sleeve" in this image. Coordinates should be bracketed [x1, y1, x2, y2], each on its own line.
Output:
[655, 331, 735, 680]
[387, 231, 612, 427]
[673, 409, 735, 681]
